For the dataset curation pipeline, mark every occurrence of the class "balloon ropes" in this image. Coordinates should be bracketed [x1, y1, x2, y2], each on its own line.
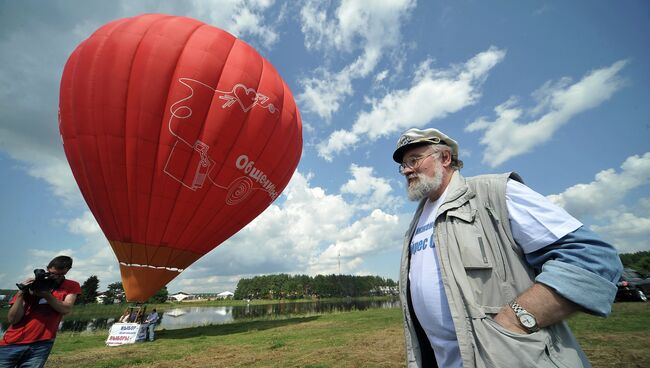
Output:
[59, 14, 302, 302]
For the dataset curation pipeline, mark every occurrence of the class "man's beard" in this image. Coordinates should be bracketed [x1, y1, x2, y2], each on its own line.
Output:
[406, 161, 443, 201]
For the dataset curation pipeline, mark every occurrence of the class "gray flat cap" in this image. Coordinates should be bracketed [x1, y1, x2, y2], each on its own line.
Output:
[392, 128, 459, 163]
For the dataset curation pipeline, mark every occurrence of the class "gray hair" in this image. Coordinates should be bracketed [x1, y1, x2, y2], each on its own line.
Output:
[430, 145, 463, 170]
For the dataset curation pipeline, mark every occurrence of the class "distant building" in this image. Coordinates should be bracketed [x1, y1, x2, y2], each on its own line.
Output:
[96, 293, 106, 304]
[96, 292, 121, 305]
[371, 286, 398, 296]
[167, 291, 235, 301]
[168, 292, 196, 302]
[193, 292, 220, 300]
[217, 291, 234, 299]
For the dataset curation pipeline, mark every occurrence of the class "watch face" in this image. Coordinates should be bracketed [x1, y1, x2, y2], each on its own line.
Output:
[519, 313, 536, 328]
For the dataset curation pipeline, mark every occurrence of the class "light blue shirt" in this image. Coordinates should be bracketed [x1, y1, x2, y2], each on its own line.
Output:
[507, 180, 623, 316]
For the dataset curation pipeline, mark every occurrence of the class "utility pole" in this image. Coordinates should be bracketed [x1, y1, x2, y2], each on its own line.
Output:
[338, 250, 341, 275]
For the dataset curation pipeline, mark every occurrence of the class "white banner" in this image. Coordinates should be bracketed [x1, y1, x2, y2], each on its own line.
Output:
[106, 323, 148, 346]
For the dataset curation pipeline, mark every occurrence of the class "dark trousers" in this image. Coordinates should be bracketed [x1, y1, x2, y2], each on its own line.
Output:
[0, 340, 54, 368]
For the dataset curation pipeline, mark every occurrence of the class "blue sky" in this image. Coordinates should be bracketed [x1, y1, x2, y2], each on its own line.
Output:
[1, 0, 648, 294]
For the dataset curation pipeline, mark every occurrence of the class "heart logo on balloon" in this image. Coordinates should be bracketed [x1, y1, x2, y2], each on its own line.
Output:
[233, 84, 259, 112]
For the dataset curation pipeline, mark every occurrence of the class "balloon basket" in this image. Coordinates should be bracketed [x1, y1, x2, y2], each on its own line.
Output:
[106, 304, 150, 346]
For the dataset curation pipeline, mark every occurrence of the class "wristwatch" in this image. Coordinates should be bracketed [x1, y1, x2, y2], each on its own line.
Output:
[509, 301, 539, 332]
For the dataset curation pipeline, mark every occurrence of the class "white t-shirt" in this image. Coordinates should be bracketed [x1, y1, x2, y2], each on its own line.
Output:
[408, 187, 462, 367]
[408, 179, 582, 367]
[506, 180, 582, 253]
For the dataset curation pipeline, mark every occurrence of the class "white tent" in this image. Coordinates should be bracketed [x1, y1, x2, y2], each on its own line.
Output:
[216, 291, 234, 299]
[169, 292, 195, 302]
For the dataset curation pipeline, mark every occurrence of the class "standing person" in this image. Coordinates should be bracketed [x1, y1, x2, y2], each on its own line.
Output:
[393, 128, 622, 368]
[0, 255, 81, 368]
[144, 309, 159, 341]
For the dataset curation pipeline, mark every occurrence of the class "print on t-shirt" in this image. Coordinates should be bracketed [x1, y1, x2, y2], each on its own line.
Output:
[410, 222, 434, 255]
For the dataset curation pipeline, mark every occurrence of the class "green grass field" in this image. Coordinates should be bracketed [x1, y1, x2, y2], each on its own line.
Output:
[39, 302, 650, 367]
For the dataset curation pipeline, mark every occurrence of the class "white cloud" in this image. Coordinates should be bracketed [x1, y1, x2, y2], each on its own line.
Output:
[300, 0, 414, 53]
[311, 209, 405, 275]
[67, 211, 102, 236]
[466, 60, 627, 167]
[548, 153, 650, 253]
[375, 69, 389, 83]
[297, 68, 354, 121]
[315, 127, 360, 159]
[548, 152, 650, 219]
[590, 211, 650, 253]
[639, 198, 650, 212]
[298, 0, 416, 119]
[340, 164, 401, 211]
[187, 0, 279, 49]
[0, 119, 79, 205]
[318, 47, 506, 160]
[593, 212, 650, 238]
[12, 149, 80, 205]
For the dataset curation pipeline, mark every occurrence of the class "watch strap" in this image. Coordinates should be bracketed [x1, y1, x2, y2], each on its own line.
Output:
[510, 301, 527, 315]
[509, 301, 539, 332]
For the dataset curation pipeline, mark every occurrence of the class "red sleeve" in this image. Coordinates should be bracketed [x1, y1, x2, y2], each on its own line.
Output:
[63, 280, 82, 295]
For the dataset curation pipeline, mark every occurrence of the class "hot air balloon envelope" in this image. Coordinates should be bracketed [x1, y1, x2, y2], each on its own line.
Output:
[59, 14, 302, 302]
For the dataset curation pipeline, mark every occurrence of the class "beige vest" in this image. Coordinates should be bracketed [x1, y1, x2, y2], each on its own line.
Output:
[399, 171, 590, 368]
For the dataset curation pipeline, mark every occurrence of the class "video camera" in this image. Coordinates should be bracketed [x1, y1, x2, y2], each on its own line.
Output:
[16, 269, 58, 292]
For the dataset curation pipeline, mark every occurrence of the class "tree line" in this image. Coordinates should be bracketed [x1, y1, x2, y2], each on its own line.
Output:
[620, 251, 650, 275]
[233, 274, 398, 300]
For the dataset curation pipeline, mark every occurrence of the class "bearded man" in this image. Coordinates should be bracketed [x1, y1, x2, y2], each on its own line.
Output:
[394, 128, 622, 368]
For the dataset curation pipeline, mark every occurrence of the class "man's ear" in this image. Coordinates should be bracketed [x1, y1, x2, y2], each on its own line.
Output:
[441, 150, 452, 167]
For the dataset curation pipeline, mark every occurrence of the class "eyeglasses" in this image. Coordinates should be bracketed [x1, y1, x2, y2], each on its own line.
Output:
[399, 152, 436, 174]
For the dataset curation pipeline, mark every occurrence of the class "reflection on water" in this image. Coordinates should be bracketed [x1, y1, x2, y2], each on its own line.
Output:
[162, 306, 233, 329]
[6, 299, 400, 334]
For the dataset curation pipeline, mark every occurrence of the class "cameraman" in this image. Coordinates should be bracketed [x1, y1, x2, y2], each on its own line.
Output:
[0, 255, 81, 368]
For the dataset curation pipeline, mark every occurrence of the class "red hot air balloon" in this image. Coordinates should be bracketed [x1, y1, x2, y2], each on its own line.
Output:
[59, 14, 302, 302]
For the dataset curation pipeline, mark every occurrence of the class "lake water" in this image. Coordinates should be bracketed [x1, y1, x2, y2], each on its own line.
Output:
[159, 299, 400, 330]
[1, 299, 400, 334]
